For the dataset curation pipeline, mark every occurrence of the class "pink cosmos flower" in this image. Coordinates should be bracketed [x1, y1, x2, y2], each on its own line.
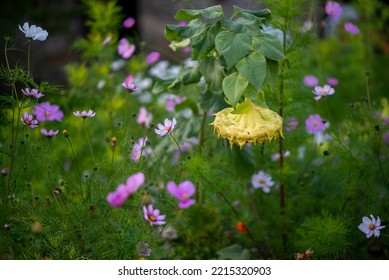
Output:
[73, 109, 96, 119]
[130, 137, 153, 162]
[312, 84, 335, 101]
[123, 17, 135, 28]
[154, 118, 177, 136]
[167, 180, 196, 209]
[146, 51, 160, 64]
[41, 128, 59, 138]
[106, 172, 145, 207]
[358, 214, 385, 238]
[118, 38, 135, 59]
[305, 114, 326, 134]
[344, 22, 360, 35]
[327, 77, 338, 86]
[303, 75, 318, 87]
[325, 1, 343, 21]
[19, 22, 48, 41]
[21, 88, 44, 99]
[285, 117, 299, 132]
[251, 171, 274, 193]
[143, 204, 166, 226]
[165, 96, 187, 112]
[1, 167, 9, 176]
[21, 112, 38, 128]
[102, 35, 112, 45]
[137, 107, 152, 128]
[34, 102, 64, 122]
[122, 82, 140, 92]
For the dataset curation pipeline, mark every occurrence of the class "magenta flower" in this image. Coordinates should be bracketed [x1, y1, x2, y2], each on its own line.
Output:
[384, 131, 389, 145]
[154, 118, 177, 136]
[73, 109, 96, 119]
[146, 51, 160, 64]
[137, 107, 152, 128]
[21, 112, 38, 128]
[303, 75, 318, 87]
[344, 22, 360, 35]
[285, 117, 299, 132]
[106, 172, 145, 207]
[358, 214, 385, 238]
[41, 128, 59, 138]
[327, 77, 338, 86]
[21, 88, 44, 99]
[305, 114, 326, 134]
[122, 82, 140, 92]
[167, 180, 196, 209]
[118, 38, 135, 59]
[1, 167, 9, 176]
[34, 102, 64, 122]
[143, 204, 166, 226]
[251, 171, 274, 193]
[325, 1, 342, 21]
[312, 84, 335, 101]
[165, 96, 187, 112]
[123, 17, 135, 28]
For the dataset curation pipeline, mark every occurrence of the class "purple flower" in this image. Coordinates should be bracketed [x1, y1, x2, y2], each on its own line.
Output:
[154, 118, 177, 136]
[165, 96, 187, 112]
[384, 131, 389, 145]
[21, 88, 44, 99]
[146, 51, 160, 64]
[123, 17, 135, 28]
[325, 1, 343, 21]
[136, 242, 151, 257]
[1, 167, 9, 176]
[251, 171, 274, 193]
[344, 22, 360, 35]
[122, 81, 140, 92]
[41, 128, 59, 138]
[118, 38, 135, 59]
[143, 204, 166, 226]
[21, 112, 38, 128]
[327, 77, 338, 86]
[285, 117, 299, 132]
[106, 172, 145, 207]
[102, 36, 112, 45]
[305, 114, 326, 134]
[137, 107, 152, 128]
[167, 180, 196, 209]
[303, 75, 318, 87]
[73, 109, 96, 119]
[271, 150, 290, 161]
[358, 214, 385, 238]
[312, 84, 335, 101]
[34, 102, 64, 122]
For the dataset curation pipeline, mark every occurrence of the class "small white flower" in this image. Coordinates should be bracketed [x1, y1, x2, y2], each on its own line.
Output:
[251, 171, 274, 193]
[73, 109, 96, 119]
[19, 22, 48, 41]
[154, 118, 177, 136]
[312, 84, 335, 101]
[358, 214, 385, 238]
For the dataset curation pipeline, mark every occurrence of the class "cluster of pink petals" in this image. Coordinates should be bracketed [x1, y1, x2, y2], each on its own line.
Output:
[327, 77, 338, 86]
[325, 1, 343, 21]
[303, 75, 318, 87]
[166, 96, 187, 112]
[41, 128, 59, 138]
[118, 38, 135, 59]
[146, 51, 160, 64]
[130, 137, 153, 162]
[285, 117, 299, 132]
[305, 114, 326, 134]
[251, 171, 274, 193]
[167, 180, 196, 209]
[344, 22, 360, 35]
[123, 17, 135, 28]
[22, 88, 44, 99]
[137, 107, 152, 128]
[106, 172, 145, 207]
[34, 102, 64, 122]
[73, 109, 96, 119]
[143, 204, 166, 226]
[21, 112, 38, 128]
[154, 118, 177, 136]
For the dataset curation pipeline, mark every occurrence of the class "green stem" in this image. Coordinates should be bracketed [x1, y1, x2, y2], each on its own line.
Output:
[84, 119, 97, 165]
[66, 136, 84, 199]
[27, 40, 31, 74]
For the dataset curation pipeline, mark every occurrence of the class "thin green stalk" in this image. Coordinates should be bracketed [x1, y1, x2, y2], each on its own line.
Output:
[27, 40, 31, 74]
[365, 72, 372, 113]
[84, 119, 97, 165]
[65, 135, 84, 199]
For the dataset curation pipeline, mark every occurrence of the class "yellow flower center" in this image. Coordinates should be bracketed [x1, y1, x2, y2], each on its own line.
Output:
[259, 179, 265, 184]
[165, 127, 171, 132]
[45, 111, 51, 117]
[24, 119, 31, 125]
[149, 215, 156, 221]
[210, 98, 283, 149]
[369, 223, 376, 230]
[321, 89, 327, 95]
[182, 194, 189, 200]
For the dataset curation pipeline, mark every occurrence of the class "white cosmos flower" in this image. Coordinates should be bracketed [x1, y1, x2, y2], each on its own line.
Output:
[19, 22, 48, 41]
[251, 171, 274, 193]
[358, 214, 385, 238]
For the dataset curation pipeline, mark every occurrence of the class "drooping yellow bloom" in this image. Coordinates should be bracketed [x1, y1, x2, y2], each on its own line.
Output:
[210, 98, 283, 148]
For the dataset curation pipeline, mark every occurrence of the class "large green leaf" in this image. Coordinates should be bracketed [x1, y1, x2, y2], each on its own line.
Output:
[174, 5, 224, 20]
[191, 21, 222, 60]
[222, 72, 249, 107]
[164, 21, 202, 41]
[199, 56, 224, 86]
[231, 6, 272, 20]
[236, 51, 266, 90]
[215, 31, 251, 70]
[266, 58, 279, 89]
[253, 34, 285, 61]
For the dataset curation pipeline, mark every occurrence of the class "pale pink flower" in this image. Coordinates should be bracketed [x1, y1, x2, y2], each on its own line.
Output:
[118, 38, 135, 59]
[327, 77, 338, 86]
[34, 102, 64, 122]
[251, 171, 274, 193]
[73, 109, 96, 119]
[146, 51, 160, 64]
[305, 114, 326, 134]
[21, 112, 38, 128]
[312, 84, 335, 101]
[102, 36, 112, 45]
[137, 107, 152, 128]
[106, 172, 145, 207]
[325, 1, 343, 21]
[143, 204, 166, 226]
[154, 118, 177, 136]
[358, 214, 385, 238]
[21, 88, 44, 99]
[303, 75, 318, 87]
[41, 128, 59, 138]
[123, 17, 135, 28]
